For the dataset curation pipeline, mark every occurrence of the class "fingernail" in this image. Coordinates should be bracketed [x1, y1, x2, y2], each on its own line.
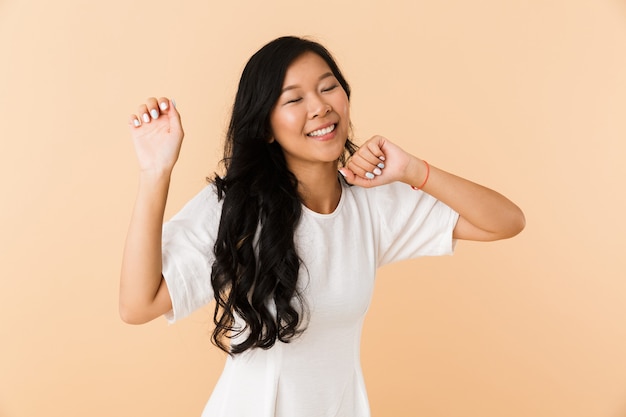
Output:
[377, 162, 385, 169]
[365, 172, 375, 179]
[373, 168, 382, 176]
[379, 156, 386, 161]
[150, 109, 159, 119]
[142, 113, 150, 123]
[172, 98, 177, 108]
[133, 119, 141, 127]
[338, 169, 347, 178]
[159, 101, 168, 111]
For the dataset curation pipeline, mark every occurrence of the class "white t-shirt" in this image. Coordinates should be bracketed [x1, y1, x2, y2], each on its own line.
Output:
[162, 180, 459, 417]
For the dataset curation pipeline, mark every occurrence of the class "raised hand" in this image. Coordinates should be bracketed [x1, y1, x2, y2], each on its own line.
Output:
[340, 135, 424, 188]
[128, 97, 184, 174]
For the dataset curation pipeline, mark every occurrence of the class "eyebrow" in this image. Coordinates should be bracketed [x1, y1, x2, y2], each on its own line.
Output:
[281, 72, 335, 93]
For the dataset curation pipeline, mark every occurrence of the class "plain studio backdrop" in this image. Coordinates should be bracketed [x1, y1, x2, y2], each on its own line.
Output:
[1, 1, 625, 416]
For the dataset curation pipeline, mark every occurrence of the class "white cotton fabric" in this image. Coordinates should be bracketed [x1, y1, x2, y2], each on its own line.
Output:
[161, 180, 459, 417]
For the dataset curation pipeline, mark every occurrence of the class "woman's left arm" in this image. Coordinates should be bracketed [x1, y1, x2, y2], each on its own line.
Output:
[341, 135, 525, 242]
[407, 159, 525, 241]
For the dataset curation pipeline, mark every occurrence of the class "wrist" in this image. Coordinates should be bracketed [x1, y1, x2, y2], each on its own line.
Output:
[403, 156, 429, 190]
[138, 167, 173, 185]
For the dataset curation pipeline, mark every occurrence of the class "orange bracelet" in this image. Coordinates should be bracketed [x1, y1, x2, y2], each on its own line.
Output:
[410, 160, 430, 190]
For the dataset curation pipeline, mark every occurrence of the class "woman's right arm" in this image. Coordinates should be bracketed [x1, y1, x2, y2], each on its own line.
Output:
[119, 97, 184, 324]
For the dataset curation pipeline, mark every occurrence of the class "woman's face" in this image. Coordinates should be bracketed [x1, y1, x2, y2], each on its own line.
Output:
[269, 52, 350, 173]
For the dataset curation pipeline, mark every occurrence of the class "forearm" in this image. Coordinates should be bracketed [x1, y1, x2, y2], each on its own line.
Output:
[119, 170, 172, 322]
[403, 156, 525, 241]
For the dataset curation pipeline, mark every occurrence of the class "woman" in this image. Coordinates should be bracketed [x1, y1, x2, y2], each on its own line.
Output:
[120, 36, 524, 416]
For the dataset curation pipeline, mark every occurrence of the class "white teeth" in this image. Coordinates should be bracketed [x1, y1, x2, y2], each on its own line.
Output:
[308, 124, 336, 137]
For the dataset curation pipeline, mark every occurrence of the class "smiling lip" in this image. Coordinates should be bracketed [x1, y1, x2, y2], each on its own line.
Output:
[306, 122, 338, 141]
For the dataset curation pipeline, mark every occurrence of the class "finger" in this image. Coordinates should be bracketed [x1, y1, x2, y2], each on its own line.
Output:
[362, 140, 386, 166]
[347, 154, 373, 178]
[339, 168, 378, 188]
[339, 168, 357, 184]
[137, 104, 151, 124]
[345, 155, 367, 178]
[158, 97, 169, 112]
[350, 137, 387, 177]
[145, 97, 160, 120]
[129, 114, 141, 128]
[349, 153, 383, 179]
[347, 160, 379, 180]
[165, 98, 183, 133]
[354, 151, 384, 171]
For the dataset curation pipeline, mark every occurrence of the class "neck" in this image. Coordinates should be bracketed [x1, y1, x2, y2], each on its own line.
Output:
[292, 163, 342, 214]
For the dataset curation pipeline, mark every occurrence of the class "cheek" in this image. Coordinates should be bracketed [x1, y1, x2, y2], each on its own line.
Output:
[342, 103, 350, 121]
[333, 94, 350, 121]
[270, 109, 302, 138]
[338, 102, 350, 132]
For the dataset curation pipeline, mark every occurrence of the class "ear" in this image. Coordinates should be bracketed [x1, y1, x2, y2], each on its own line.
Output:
[267, 136, 275, 143]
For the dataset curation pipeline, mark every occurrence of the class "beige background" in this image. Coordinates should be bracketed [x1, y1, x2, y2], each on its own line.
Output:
[1, 0, 625, 416]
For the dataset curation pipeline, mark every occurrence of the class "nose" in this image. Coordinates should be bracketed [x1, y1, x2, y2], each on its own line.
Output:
[309, 94, 332, 118]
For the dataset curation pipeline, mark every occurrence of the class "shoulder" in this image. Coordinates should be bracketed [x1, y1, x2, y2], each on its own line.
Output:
[195, 182, 221, 205]
[166, 183, 223, 225]
[344, 180, 450, 222]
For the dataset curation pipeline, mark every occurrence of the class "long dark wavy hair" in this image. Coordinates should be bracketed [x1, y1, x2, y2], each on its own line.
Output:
[210, 36, 357, 355]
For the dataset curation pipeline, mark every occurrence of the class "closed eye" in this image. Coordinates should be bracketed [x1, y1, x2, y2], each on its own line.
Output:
[322, 84, 339, 93]
[286, 97, 302, 104]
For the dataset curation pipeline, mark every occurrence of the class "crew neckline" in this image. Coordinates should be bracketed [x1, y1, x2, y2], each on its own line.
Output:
[301, 178, 347, 219]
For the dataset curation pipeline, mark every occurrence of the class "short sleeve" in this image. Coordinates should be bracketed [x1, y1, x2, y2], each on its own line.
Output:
[161, 185, 221, 323]
[375, 182, 459, 267]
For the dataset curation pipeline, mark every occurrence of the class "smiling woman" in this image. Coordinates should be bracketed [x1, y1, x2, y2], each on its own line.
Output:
[120, 36, 524, 417]
[270, 52, 352, 213]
